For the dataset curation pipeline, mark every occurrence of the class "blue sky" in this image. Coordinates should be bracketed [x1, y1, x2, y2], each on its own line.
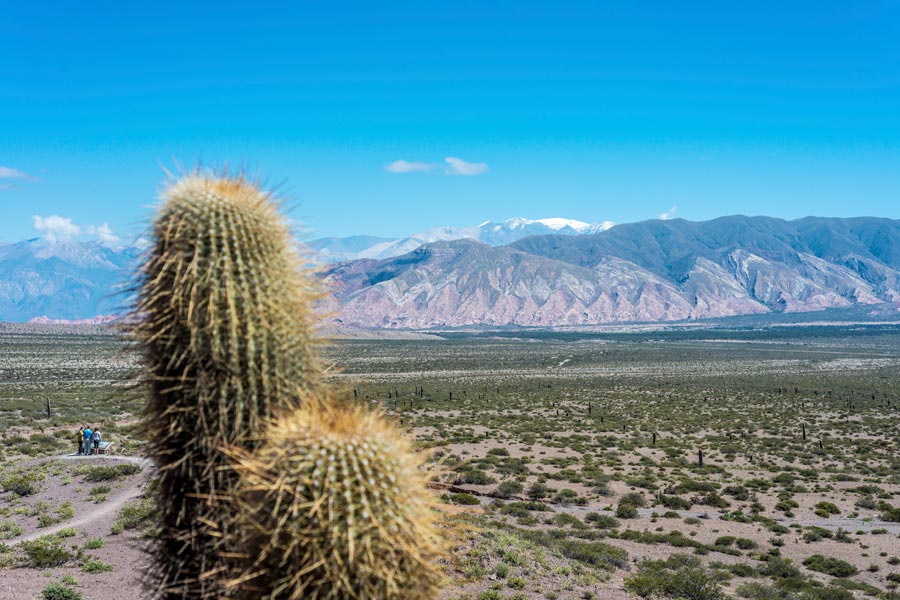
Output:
[2, 1, 899, 244]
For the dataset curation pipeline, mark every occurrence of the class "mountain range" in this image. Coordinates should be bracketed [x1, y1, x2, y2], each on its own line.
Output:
[322, 215, 900, 328]
[306, 217, 616, 262]
[3, 216, 900, 328]
[0, 239, 139, 323]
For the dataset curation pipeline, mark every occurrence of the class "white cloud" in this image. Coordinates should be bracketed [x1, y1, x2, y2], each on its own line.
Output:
[0, 166, 32, 180]
[0, 166, 38, 190]
[385, 160, 435, 173]
[33, 215, 122, 247]
[85, 223, 122, 246]
[444, 156, 489, 176]
[33, 215, 81, 242]
[659, 206, 678, 220]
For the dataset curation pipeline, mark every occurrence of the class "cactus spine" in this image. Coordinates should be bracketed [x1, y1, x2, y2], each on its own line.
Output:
[225, 401, 446, 600]
[134, 172, 321, 598]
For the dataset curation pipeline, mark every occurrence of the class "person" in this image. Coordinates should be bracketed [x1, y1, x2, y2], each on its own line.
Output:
[83, 426, 93, 456]
[91, 428, 102, 455]
[77, 426, 84, 455]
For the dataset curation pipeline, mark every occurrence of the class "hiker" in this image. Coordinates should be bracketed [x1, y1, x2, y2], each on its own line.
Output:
[77, 426, 84, 455]
[91, 428, 102, 455]
[83, 426, 93, 456]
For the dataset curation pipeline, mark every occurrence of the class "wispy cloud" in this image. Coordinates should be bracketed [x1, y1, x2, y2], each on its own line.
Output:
[444, 156, 489, 176]
[33, 215, 81, 242]
[85, 223, 122, 246]
[33, 215, 122, 247]
[385, 157, 490, 175]
[385, 160, 435, 173]
[659, 206, 678, 220]
[0, 166, 39, 190]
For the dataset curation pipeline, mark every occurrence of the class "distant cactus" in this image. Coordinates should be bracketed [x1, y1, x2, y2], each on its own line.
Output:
[224, 401, 446, 600]
[133, 172, 321, 598]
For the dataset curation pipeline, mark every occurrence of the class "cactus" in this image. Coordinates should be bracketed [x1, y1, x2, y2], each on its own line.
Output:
[133, 172, 321, 598]
[224, 400, 446, 600]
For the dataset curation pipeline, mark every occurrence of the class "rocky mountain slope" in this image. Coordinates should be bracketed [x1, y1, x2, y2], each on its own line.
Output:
[324, 216, 900, 328]
[0, 238, 139, 322]
[3, 216, 900, 327]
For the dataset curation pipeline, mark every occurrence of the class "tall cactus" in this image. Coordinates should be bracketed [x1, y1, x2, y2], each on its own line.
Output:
[224, 400, 446, 600]
[133, 172, 321, 599]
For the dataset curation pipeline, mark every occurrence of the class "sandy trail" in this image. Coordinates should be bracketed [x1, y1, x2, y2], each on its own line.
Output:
[7, 453, 151, 545]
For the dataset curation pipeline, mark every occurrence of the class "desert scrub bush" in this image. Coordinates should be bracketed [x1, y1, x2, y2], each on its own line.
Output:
[802, 554, 858, 577]
[74, 463, 140, 482]
[584, 512, 620, 529]
[0, 519, 24, 539]
[448, 492, 481, 506]
[814, 501, 841, 517]
[134, 172, 323, 598]
[224, 402, 446, 600]
[616, 500, 639, 519]
[494, 480, 524, 498]
[625, 554, 725, 600]
[84, 537, 104, 549]
[527, 482, 550, 500]
[81, 558, 114, 573]
[456, 469, 497, 486]
[89, 484, 110, 503]
[39, 583, 83, 600]
[1, 469, 44, 496]
[111, 497, 156, 534]
[879, 502, 900, 522]
[19, 534, 72, 567]
[660, 494, 692, 510]
[557, 539, 628, 571]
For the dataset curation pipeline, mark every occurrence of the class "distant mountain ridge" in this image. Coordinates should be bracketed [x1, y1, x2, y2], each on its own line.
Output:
[0, 238, 139, 322]
[306, 217, 615, 262]
[3, 216, 900, 327]
[323, 216, 900, 328]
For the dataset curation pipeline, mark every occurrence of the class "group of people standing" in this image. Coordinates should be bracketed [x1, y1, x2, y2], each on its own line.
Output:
[77, 425, 102, 456]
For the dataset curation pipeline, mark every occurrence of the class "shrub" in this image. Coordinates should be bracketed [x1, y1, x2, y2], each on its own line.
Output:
[802, 554, 858, 578]
[456, 469, 496, 486]
[527, 482, 550, 500]
[558, 539, 628, 571]
[660, 494, 692, 510]
[621, 492, 647, 507]
[75, 463, 141, 482]
[880, 503, 900, 522]
[111, 498, 155, 534]
[616, 502, 639, 519]
[81, 558, 114, 573]
[0, 519, 24, 540]
[39, 583, 82, 600]
[84, 537, 104, 549]
[625, 554, 725, 600]
[714, 536, 736, 547]
[585, 512, 620, 529]
[1, 470, 44, 496]
[448, 492, 480, 506]
[19, 535, 72, 567]
[814, 501, 840, 516]
[494, 480, 523, 498]
[757, 556, 801, 579]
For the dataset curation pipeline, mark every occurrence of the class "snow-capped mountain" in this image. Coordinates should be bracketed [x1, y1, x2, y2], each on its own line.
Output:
[306, 217, 615, 263]
[0, 238, 140, 322]
[5, 216, 900, 327]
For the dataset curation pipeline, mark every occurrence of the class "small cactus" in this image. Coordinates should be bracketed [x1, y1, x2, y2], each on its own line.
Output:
[134, 171, 321, 598]
[224, 401, 446, 600]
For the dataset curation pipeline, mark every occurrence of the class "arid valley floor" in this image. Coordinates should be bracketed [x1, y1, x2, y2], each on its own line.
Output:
[0, 324, 898, 600]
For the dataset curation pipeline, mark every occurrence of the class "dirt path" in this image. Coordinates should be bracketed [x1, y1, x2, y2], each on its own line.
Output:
[7, 453, 151, 545]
